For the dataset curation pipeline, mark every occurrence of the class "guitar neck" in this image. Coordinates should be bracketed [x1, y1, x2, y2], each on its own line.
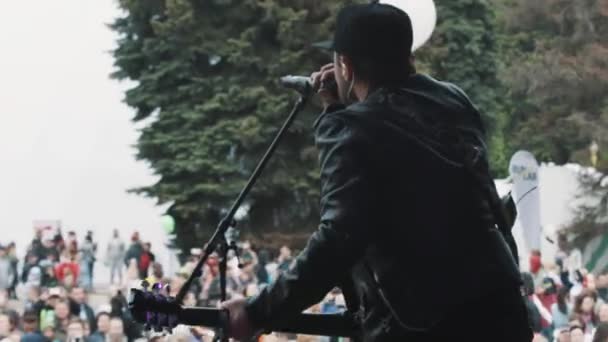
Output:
[178, 307, 356, 337]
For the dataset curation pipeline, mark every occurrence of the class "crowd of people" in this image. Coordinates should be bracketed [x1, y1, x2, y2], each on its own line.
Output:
[0, 227, 140, 342]
[524, 249, 608, 342]
[6, 227, 608, 341]
[0, 228, 346, 342]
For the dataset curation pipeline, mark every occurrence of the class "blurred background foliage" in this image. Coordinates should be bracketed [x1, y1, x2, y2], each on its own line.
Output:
[111, 0, 608, 252]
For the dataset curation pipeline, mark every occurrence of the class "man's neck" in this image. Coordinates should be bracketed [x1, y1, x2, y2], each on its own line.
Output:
[353, 82, 370, 101]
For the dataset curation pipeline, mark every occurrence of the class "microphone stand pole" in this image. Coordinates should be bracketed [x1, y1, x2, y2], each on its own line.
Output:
[173, 93, 311, 341]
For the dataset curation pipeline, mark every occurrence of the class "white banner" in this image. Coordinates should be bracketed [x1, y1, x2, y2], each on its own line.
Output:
[509, 151, 541, 253]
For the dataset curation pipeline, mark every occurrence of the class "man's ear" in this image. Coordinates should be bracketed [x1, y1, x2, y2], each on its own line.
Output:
[338, 55, 353, 81]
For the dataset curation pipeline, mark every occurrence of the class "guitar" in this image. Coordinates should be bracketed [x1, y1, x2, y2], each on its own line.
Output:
[128, 285, 358, 338]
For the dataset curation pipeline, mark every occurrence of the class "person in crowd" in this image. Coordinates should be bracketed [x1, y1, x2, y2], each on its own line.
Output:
[276, 245, 292, 273]
[110, 289, 141, 340]
[40, 261, 58, 288]
[6, 243, 18, 299]
[106, 229, 125, 285]
[38, 230, 59, 261]
[56, 259, 79, 290]
[69, 287, 96, 333]
[124, 232, 142, 269]
[240, 241, 258, 266]
[145, 262, 164, 285]
[23, 286, 44, 317]
[0, 290, 7, 313]
[594, 322, 608, 342]
[21, 253, 39, 284]
[553, 286, 573, 330]
[201, 264, 222, 307]
[79, 233, 96, 291]
[88, 312, 111, 342]
[555, 327, 571, 342]
[599, 304, 608, 323]
[264, 250, 279, 284]
[236, 262, 257, 297]
[536, 276, 558, 337]
[0, 311, 21, 341]
[574, 289, 599, 334]
[125, 259, 139, 286]
[53, 298, 72, 340]
[530, 250, 545, 284]
[66, 318, 86, 342]
[255, 249, 270, 285]
[22, 254, 42, 293]
[20, 310, 45, 342]
[54, 232, 66, 257]
[107, 317, 128, 342]
[597, 274, 608, 302]
[0, 245, 15, 292]
[29, 229, 44, 261]
[39, 288, 61, 332]
[66, 231, 78, 258]
[41, 325, 60, 342]
[523, 272, 544, 334]
[138, 242, 155, 279]
[570, 325, 586, 342]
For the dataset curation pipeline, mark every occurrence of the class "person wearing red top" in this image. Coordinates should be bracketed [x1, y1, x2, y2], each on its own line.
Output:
[55, 259, 79, 289]
[138, 242, 155, 279]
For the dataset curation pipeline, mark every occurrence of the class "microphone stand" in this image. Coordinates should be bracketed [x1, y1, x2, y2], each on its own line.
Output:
[173, 92, 311, 342]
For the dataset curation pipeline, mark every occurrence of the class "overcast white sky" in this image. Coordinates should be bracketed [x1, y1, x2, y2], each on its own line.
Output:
[0, 0, 168, 258]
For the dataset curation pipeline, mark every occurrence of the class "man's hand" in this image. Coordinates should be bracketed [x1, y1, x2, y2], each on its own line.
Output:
[220, 298, 254, 341]
[311, 63, 340, 110]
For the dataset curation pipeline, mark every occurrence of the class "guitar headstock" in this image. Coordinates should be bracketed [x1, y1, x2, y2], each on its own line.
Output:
[128, 281, 180, 333]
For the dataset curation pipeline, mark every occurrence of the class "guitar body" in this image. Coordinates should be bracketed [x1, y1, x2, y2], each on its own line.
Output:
[128, 288, 358, 338]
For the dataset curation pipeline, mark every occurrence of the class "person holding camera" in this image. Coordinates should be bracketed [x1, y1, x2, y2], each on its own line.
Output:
[222, 2, 532, 341]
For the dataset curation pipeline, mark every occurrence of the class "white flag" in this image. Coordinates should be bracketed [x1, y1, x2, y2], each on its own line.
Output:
[509, 151, 541, 253]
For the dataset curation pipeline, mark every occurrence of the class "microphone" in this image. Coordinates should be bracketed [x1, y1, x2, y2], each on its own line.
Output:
[279, 75, 313, 95]
[279, 75, 338, 96]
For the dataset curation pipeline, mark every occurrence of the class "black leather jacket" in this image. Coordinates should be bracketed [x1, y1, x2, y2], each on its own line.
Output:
[245, 74, 521, 341]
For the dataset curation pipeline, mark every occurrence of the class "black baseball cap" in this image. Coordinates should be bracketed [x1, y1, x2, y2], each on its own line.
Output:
[314, 2, 413, 64]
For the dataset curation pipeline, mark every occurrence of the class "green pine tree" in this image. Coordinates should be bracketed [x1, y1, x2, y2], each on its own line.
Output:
[112, 0, 512, 252]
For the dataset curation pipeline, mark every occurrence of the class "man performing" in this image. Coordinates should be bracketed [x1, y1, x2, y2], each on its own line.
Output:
[222, 3, 532, 341]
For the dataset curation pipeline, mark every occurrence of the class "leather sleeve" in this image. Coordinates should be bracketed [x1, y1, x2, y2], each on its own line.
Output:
[245, 111, 375, 328]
